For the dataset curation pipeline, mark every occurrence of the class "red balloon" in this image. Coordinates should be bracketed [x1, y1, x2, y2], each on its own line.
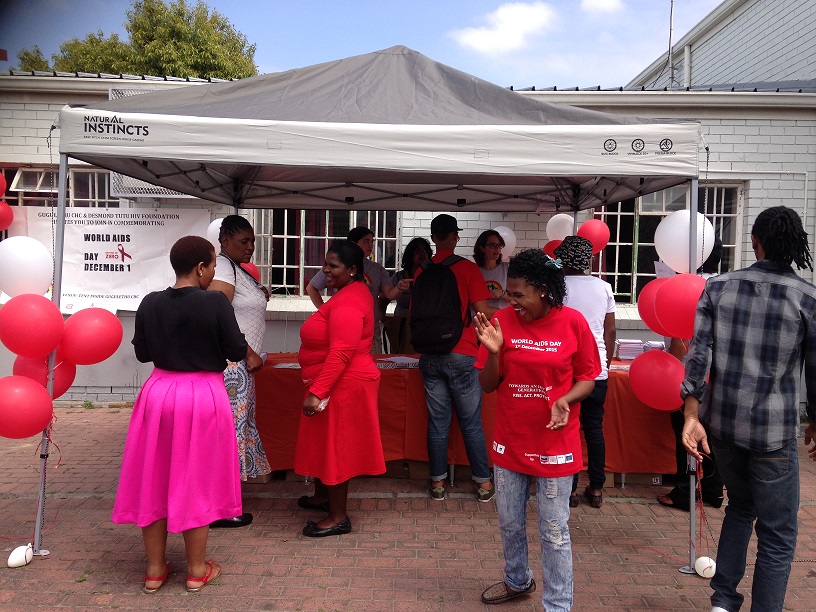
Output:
[0, 294, 64, 358]
[0, 201, 13, 232]
[637, 278, 672, 337]
[577, 219, 611, 254]
[241, 262, 261, 282]
[542, 239, 562, 258]
[655, 273, 707, 339]
[59, 308, 123, 365]
[13, 350, 76, 399]
[0, 173, 6, 197]
[0, 375, 53, 439]
[628, 351, 685, 411]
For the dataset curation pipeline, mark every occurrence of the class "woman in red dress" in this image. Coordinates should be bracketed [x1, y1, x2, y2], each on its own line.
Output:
[295, 239, 386, 536]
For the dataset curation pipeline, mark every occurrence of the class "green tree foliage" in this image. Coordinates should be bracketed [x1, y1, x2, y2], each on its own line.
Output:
[13, 0, 257, 79]
[16, 46, 50, 72]
[127, 0, 257, 79]
[54, 32, 133, 74]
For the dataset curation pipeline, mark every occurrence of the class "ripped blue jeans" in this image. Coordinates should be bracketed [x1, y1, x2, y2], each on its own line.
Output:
[494, 465, 573, 612]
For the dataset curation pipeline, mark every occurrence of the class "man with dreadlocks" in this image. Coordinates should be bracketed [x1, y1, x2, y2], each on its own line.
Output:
[681, 206, 816, 612]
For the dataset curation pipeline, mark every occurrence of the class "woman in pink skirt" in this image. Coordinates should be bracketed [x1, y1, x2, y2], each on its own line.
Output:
[112, 236, 249, 593]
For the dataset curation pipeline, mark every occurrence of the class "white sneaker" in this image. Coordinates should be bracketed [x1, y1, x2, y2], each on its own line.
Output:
[711, 607, 730, 612]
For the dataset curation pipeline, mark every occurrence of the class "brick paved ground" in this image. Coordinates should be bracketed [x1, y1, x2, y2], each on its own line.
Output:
[1, 404, 816, 611]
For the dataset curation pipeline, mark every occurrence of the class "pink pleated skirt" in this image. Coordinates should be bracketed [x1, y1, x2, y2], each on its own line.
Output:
[112, 369, 242, 533]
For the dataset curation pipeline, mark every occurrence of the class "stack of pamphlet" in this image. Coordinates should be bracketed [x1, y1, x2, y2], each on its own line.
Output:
[615, 339, 644, 360]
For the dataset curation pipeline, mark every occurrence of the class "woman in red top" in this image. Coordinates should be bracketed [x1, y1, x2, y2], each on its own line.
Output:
[475, 248, 600, 610]
[295, 240, 386, 537]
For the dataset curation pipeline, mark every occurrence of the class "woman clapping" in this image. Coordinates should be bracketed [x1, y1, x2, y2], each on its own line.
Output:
[475, 248, 600, 610]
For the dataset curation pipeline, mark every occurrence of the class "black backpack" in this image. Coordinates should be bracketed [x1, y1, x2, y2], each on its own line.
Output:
[409, 255, 469, 354]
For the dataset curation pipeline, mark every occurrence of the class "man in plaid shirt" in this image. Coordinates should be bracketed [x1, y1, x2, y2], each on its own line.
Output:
[681, 206, 816, 612]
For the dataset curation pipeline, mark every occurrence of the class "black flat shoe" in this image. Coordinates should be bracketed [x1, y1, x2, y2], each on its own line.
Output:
[302, 517, 351, 537]
[210, 512, 253, 528]
[297, 495, 330, 512]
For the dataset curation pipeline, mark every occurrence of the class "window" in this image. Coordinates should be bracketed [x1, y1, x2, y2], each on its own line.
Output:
[246, 209, 399, 296]
[71, 170, 120, 208]
[5, 168, 119, 208]
[596, 183, 742, 303]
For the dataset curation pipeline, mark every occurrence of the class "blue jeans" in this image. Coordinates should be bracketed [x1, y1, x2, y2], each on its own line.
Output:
[418, 353, 491, 483]
[495, 466, 573, 611]
[710, 436, 799, 612]
[572, 379, 607, 492]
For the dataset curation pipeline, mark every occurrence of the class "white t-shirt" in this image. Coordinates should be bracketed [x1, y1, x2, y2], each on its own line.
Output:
[213, 253, 266, 354]
[562, 274, 616, 380]
[479, 262, 509, 310]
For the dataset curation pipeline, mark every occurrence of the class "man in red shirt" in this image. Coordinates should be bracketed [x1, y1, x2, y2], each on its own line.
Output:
[415, 214, 497, 501]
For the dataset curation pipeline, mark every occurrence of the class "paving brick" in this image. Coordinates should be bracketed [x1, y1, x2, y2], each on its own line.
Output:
[3, 406, 816, 609]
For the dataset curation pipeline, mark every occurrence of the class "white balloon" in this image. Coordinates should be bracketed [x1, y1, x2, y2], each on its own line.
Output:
[206, 218, 224, 250]
[0, 236, 53, 297]
[493, 226, 517, 258]
[694, 556, 716, 579]
[7, 543, 33, 568]
[546, 214, 575, 241]
[654, 210, 715, 274]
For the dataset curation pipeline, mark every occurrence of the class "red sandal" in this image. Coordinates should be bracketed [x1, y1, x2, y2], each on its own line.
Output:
[186, 560, 221, 593]
[143, 561, 171, 594]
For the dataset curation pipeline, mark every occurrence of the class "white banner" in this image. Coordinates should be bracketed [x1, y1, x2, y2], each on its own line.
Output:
[9, 207, 210, 313]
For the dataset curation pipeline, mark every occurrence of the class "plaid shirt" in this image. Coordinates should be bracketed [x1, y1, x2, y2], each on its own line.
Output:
[681, 260, 816, 451]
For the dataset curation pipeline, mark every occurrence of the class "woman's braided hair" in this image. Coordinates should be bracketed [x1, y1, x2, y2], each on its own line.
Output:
[507, 248, 566, 308]
[218, 214, 253, 243]
[751, 206, 812, 270]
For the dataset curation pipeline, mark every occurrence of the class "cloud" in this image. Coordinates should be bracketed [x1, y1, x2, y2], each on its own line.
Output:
[581, 0, 624, 14]
[449, 2, 557, 54]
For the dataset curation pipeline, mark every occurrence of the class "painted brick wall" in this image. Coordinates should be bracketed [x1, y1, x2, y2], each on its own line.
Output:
[650, 0, 815, 88]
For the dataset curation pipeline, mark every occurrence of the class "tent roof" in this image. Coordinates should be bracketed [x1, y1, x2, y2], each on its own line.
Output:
[59, 46, 699, 212]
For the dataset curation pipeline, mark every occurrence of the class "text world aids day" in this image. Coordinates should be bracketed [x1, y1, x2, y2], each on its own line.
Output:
[84, 233, 133, 272]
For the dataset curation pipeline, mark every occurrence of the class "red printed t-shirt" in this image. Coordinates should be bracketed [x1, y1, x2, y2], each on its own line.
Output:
[413, 249, 491, 357]
[475, 305, 601, 477]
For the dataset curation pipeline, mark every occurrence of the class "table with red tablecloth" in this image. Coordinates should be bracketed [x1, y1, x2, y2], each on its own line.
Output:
[255, 354, 675, 476]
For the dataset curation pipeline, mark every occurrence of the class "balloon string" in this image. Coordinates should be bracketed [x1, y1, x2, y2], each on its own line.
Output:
[693, 454, 717, 559]
[47, 359, 66, 376]
[33, 414, 63, 474]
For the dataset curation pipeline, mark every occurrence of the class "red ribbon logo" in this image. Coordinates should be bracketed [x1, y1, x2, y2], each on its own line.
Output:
[117, 244, 132, 262]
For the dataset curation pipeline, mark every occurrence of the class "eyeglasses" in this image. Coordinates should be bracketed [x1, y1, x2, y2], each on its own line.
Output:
[485, 242, 503, 249]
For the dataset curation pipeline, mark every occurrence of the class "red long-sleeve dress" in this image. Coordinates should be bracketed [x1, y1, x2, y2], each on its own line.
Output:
[295, 280, 385, 484]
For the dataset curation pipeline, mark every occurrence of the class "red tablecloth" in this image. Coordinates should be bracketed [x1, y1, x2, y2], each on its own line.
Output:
[255, 355, 675, 475]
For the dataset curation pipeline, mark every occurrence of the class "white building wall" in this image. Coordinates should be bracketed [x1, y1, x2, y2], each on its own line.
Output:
[644, 0, 815, 89]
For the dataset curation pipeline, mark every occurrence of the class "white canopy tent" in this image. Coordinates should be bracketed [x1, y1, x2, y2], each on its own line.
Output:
[57, 45, 700, 212]
[33, 46, 703, 559]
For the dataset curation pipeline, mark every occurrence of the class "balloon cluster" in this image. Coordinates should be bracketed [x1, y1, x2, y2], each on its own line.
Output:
[543, 214, 611, 257]
[628, 210, 716, 410]
[0, 233, 124, 438]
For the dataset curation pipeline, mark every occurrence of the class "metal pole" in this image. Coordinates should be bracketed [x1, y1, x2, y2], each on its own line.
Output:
[679, 455, 698, 574]
[32, 153, 69, 557]
[678, 179, 701, 574]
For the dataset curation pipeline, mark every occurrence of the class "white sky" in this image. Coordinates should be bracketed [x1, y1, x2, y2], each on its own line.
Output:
[0, 0, 723, 87]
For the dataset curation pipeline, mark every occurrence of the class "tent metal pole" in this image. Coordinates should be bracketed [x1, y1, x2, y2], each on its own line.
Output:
[678, 178, 701, 574]
[32, 153, 69, 557]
